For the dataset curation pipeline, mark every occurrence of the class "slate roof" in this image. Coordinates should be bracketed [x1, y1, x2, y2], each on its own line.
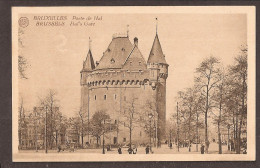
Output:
[122, 45, 147, 71]
[147, 34, 167, 64]
[82, 50, 95, 71]
[95, 37, 134, 70]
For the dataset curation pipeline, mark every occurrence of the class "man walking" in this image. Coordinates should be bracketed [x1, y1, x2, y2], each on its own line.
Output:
[145, 146, 150, 154]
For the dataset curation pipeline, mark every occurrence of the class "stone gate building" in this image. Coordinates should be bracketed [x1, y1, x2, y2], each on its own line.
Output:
[80, 30, 168, 146]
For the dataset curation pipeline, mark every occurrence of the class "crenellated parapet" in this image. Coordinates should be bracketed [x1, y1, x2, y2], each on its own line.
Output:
[82, 69, 150, 86]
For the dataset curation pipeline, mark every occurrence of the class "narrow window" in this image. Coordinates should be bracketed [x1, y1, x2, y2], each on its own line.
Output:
[123, 138, 126, 142]
[130, 61, 132, 66]
[115, 120, 117, 124]
[139, 61, 141, 65]
[114, 94, 117, 100]
[104, 95, 107, 100]
[94, 95, 96, 100]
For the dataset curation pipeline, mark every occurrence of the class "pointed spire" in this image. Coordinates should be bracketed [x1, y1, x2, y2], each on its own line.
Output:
[89, 37, 92, 51]
[156, 18, 158, 35]
[127, 24, 129, 37]
[147, 33, 167, 64]
[83, 38, 95, 71]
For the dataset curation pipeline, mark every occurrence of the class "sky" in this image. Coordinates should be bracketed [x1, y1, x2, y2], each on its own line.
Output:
[18, 13, 247, 119]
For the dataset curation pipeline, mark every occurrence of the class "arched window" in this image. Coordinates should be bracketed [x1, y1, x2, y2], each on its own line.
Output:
[104, 95, 107, 100]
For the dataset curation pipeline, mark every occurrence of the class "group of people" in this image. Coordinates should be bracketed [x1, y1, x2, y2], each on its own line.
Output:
[117, 146, 137, 154]
[117, 146, 152, 154]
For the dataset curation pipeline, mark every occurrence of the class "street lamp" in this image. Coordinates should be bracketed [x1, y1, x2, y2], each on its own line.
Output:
[148, 113, 153, 152]
[102, 119, 106, 154]
[45, 106, 48, 154]
[227, 124, 230, 151]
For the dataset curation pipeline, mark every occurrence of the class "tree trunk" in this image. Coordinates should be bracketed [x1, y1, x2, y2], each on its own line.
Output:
[235, 107, 239, 153]
[196, 111, 199, 152]
[188, 107, 192, 152]
[56, 130, 58, 147]
[81, 131, 84, 148]
[205, 85, 209, 153]
[237, 74, 246, 154]
[218, 121, 222, 154]
[218, 94, 222, 154]
[130, 128, 132, 148]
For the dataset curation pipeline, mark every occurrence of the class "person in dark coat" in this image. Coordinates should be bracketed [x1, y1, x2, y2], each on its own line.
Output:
[57, 144, 61, 152]
[231, 140, 234, 151]
[133, 147, 137, 154]
[201, 144, 205, 154]
[118, 146, 122, 154]
[145, 146, 150, 154]
[128, 147, 133, 154]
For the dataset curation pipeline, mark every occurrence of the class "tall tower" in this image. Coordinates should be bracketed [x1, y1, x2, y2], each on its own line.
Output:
[80, 38, 95, 137]
[147, 31, 168, 143]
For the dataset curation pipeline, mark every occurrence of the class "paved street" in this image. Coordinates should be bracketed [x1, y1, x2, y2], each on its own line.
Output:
[18, 142, 235, 154]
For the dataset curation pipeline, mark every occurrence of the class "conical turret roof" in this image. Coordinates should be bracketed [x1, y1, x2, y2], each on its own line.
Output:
[82, 50, 95, 71]
[147, 34, 167, 64]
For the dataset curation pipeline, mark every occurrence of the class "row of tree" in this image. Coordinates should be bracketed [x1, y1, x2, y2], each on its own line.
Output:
[18, 90, 68, 150]
[70, 97, 158, 149]
[170, 45, 247, 154]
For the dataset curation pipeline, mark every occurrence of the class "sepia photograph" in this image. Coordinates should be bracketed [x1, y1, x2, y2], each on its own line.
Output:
[12, 6, 255, 161]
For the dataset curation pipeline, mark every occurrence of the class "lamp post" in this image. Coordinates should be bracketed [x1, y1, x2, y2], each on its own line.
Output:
[155, 112, 158, 148]
[148, 113, 153, 152]
[45, 106, 48, 154]
[177, 102, 179, 152]
[227, 124, 230, 151]
[102, 119, 106, 154]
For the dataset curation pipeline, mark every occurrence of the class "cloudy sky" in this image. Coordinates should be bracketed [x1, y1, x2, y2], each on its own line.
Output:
[18, 13, 247, 118]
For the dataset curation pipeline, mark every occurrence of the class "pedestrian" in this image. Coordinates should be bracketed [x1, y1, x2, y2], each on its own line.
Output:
[57, 144, 61, 153]
[118, 146, 122, 154]
[133, 147, 137, 154]
[231, 140, 234, 151]
[128, 147, 133, 154]
[201, 144, 205, 154]
[145, 146, 150, 154]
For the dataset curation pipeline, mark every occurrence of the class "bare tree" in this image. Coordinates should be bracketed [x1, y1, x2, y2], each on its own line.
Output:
[211, 66, 227, 154]
[89, 110, 116, 147]
[228, 45, 247, 154]
[38, 89, 60, 149]
[195, 56, 221, 153]
[78, 108, 88, 148]
[18, 28, 29, 79]
[122, 97, 142, 148]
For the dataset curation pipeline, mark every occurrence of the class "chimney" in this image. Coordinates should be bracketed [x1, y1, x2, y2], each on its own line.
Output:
[134, 37, 138, 46]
